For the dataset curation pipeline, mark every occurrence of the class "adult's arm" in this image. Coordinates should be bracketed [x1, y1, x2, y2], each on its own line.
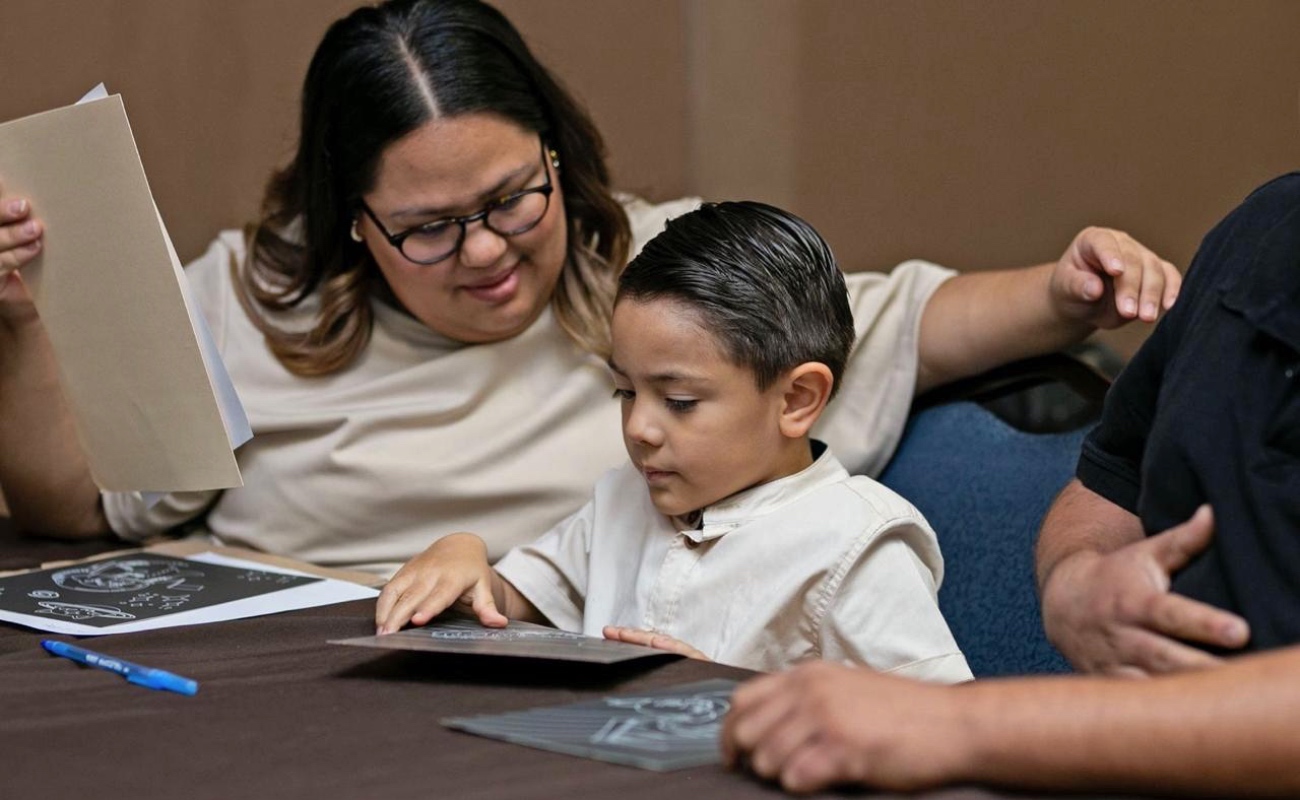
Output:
[1036, 482, 1247, 675]
[915, 227, 1179, 393]
[721, 646, 1300, 796]
[0, 191, 108, 537]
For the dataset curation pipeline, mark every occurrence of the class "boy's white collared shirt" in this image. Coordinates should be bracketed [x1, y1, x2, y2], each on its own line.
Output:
[495, 446, 972, 682]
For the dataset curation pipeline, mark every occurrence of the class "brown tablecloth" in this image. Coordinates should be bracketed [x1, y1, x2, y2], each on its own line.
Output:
[0, 520, 1143, 800]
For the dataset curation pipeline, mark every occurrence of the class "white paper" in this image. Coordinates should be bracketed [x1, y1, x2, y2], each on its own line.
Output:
[0, 552, 378, 636]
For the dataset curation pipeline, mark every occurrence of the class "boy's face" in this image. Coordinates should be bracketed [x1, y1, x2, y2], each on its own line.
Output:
[609, 297, 797, 518]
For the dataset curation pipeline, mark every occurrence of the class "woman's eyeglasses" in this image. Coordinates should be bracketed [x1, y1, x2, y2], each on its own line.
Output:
[359, 139, 554, 266]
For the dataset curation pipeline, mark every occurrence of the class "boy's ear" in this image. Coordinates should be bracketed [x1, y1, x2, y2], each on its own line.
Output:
[778, 362, 834, 439]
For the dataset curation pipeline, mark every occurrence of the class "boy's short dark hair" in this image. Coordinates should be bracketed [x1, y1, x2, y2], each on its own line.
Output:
[617, 201, 855, 398]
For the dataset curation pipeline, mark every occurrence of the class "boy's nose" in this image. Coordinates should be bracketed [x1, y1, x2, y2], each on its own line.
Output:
[624, 405, 663, 447]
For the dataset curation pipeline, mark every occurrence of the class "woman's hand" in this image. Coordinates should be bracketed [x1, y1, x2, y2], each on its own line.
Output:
[374, 533, 508, 634]
[917, 226, 1181, 393]
[602, 626, 709, 660]
[1049, 226, 1181, 329]
[0, 184, 44, 325]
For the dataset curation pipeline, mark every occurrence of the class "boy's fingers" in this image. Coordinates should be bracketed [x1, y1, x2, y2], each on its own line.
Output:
[603, 626, 647, 645]
[408, 579, 464, 627]
[381, 577, 443, 632]
[374, 577, 409, 629]
[470, 583, 508, 627]
[381, 588, 423, 633]
[603, 627, 704, 657]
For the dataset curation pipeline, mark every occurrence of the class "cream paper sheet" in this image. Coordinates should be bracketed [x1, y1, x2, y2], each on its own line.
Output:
[0, 92, 246, 493]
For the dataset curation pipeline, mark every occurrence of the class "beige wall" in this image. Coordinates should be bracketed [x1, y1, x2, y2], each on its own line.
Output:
[3, 1, 1299, 359]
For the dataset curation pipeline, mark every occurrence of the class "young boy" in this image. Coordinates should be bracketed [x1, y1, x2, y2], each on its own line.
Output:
[375, 201, 971, 682]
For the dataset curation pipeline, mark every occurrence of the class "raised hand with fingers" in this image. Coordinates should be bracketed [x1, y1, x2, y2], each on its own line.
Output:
[1041, 505, 1250, 676]
[374, 533, 509, 634]
[602, 626, 709, 660]
[0, 182, 44, 321]
[1050, 226, 1181, 329]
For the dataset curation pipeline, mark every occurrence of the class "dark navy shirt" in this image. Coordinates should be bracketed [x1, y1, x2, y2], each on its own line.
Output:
[1077, 172, 1300, 652]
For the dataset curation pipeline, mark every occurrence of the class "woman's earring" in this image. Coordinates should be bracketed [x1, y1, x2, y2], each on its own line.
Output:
[350, 218, 363, 243]
[549, 149, 561, 170]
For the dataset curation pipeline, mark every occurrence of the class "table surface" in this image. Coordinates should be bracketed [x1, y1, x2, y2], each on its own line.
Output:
[0, 522, 1144, 800]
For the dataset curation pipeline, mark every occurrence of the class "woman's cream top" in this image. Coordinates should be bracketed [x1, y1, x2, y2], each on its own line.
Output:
[103, 197, 954, 576]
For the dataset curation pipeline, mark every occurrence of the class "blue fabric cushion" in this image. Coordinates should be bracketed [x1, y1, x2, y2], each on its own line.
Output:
[879, 402, 1077, 677]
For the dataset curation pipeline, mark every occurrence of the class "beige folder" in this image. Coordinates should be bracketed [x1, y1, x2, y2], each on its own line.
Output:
[0, 95, 243, 493]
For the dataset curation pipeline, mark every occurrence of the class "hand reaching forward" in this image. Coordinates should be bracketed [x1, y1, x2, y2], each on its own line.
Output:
[1041, 505, 1250, 676]
[374, 533, 508, 634]
[602, 626, 709, 660]
[722, 661, 964, 794]
[1050, 226, 1181, 329]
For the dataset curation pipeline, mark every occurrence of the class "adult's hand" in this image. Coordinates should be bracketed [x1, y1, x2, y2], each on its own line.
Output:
[1041, 505, 1250, 676]
[1049, 226, 1181, 329]
[721, 661, 966, 794]
[915, 227, 1179, 393]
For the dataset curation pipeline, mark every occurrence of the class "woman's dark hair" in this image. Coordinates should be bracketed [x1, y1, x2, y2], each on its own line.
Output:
[238, 0, 630, 375]
[617, 201, 855, 399]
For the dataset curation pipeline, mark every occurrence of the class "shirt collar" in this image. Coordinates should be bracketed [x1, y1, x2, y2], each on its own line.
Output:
[674, 440, 848, 543]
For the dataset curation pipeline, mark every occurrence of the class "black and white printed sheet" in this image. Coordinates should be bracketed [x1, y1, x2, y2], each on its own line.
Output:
[332, 615, 677, 664]
[443, 679, 738, 771]
[0, 552, 378, 635]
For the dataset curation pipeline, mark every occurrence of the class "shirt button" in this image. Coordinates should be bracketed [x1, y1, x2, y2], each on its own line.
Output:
[1286, 367, 1296, 380]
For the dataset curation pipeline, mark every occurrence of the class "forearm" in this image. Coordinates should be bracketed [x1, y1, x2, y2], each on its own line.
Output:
[1035, 479, 1143, 590]
[916, 264, 1094, 393]
[952, 647, 1300, 795]
[0, 317, 108, 537]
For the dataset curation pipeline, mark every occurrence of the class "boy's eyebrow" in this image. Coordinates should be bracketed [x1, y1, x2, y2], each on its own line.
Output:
[606, 358, 706, 386]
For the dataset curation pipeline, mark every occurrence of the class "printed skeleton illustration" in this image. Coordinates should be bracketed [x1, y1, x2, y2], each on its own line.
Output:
[34, 602, 137, 621]
[590, 691, 732, 749]
[52, 559, 206, 594]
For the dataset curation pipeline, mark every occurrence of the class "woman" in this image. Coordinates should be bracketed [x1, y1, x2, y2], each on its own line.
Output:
[0, 0, 1178, 575]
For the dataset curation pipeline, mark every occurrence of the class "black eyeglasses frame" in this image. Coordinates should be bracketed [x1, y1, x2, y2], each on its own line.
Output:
[357, 139, 555, 266]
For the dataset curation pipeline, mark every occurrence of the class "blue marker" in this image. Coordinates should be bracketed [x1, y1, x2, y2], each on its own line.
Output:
[41, 640, 198, 696]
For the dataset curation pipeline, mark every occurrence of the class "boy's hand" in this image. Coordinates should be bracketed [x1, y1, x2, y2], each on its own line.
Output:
[375, 533, 508, 634]
[1049, 227, 1181, 329]
[602, 626, 709, 660]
